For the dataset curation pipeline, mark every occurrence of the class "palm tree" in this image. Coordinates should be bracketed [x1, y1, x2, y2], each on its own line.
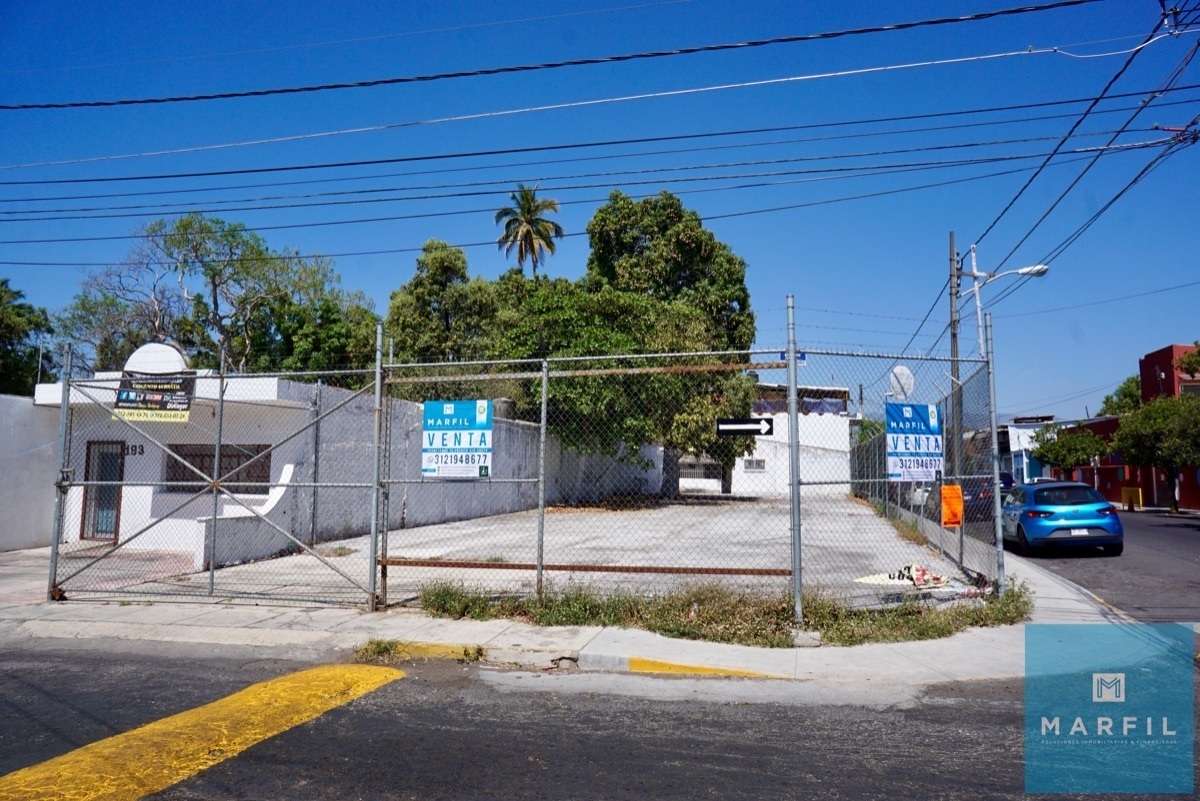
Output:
[493, 184, 564, 279]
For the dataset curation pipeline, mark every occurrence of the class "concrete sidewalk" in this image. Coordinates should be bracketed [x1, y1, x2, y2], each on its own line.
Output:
[0, 545, 1138, 691]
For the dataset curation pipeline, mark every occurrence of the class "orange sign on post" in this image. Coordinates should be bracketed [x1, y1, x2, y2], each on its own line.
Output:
[941, 485, 963, 527]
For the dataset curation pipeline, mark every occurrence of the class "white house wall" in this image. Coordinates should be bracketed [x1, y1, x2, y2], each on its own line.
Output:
[0, 394, 60, 551]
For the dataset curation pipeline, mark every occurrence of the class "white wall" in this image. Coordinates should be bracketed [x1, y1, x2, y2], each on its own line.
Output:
[733, 413, 851, 497]
[0, 394, 60, 551]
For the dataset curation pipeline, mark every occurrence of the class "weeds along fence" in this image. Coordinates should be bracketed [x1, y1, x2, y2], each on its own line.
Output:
[48, 326, 1006, 609]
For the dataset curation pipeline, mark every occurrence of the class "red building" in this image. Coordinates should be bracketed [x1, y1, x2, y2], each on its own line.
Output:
[1052, 343, 1200, 511]
[1139, 343, 1200, 403]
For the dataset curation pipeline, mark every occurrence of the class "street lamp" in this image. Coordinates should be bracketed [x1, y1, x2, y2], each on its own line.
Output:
[959, 245, 1049, 358]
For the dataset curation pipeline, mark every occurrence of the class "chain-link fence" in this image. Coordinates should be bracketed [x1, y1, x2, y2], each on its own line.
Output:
[48, 325, 1006, 610]
[49, 359, 383, 605]
[844, 357, 1003, 599]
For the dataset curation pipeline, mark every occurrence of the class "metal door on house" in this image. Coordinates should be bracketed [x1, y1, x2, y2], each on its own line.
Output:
[81, 441, 124, 542]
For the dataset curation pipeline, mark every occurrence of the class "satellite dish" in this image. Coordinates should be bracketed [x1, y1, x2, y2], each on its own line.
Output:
[889, 365, 915, 401]
[123, 343, 190, 374]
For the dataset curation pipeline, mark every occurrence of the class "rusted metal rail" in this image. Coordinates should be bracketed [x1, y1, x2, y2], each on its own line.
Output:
[377, 557, 790, 576]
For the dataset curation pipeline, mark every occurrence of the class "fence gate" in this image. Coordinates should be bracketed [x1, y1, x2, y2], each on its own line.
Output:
[49, 363, 385, 606]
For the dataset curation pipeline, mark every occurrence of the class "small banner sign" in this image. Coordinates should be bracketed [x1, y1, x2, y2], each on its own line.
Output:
[421, 399, 494, 478]
[114, 371, 196, 423]
[941, 484, 963, 528]
[885, 402, 943, 481]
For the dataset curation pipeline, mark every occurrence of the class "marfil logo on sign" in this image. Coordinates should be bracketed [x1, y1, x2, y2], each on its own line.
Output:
[1039, 673, 1178, 737]
[1093, 673, 1125, 703]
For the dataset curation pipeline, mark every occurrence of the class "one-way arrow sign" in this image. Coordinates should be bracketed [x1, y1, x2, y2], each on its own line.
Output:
[716, 417, 773, 436]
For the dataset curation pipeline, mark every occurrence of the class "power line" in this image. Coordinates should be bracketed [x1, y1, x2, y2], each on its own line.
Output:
[1, 1, 1100, 111]
[863, 280, 952, 390]
[8, 80, 1199, 183]
[994, 277, 1200, 317]
[0, 152, 1121, 267]
[2, 50, 1076, 175]
[0, 1, 697, 76]
[0, 146, 1151, 246]
[7, 97, 1197, 206]
[2, 132, 1160, 221]
[971, 17, 1166, 249]
[985, 69, 1200, 311]
[990, 40, 1200, 273]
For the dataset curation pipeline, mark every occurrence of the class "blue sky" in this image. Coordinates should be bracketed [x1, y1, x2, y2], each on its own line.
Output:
[1, 0, 1197, 419]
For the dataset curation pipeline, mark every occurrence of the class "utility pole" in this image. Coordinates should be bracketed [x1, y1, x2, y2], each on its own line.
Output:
[948, 231, 960, 482]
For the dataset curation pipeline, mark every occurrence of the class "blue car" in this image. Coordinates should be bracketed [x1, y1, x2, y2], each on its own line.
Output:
[1001, 481, 1123, 556]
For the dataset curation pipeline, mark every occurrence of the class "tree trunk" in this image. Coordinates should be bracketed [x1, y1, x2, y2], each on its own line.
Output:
[660, 447, 681, 499]
[721, 464, 733, 495]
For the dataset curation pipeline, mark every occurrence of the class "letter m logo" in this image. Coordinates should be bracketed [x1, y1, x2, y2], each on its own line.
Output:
[1092, 673, 1125, 703]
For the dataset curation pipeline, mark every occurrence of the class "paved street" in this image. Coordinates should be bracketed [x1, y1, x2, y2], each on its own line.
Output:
[1022, 511, 1200, 623]
[3, 645, 1197, 801]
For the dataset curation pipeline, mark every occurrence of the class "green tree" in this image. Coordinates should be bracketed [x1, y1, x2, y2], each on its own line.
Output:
[1031, 424, 1109, 476]
[582, 190, 757, 492]
[53, 234, 194, 373]
[488, 278, 756, 493]
[1098, 375, 1142, 416]
[0, 279, 54, 394]
[1176, 342, 1200, 378]
[1111, 394, 1200, 513]
[56, 215, 364, 375]
[494, 184, 564, 279]
[386, 240, 495, 363]
[155, 213, 296, 370]
[585, 190, 755, 351]
[243, 259, 379, 382]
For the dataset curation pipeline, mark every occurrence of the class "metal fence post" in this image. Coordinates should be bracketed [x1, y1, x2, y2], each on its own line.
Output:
[536, 358, 550, 601]
[208, 348, 226, 596]
[785, 296, 803, 623]
[368, 323, 384, 611]
[309, 380, 322, 545]
[985, 313, 1007, 593]
[47, 344, 73, 601]
[381, 375, 392, 606]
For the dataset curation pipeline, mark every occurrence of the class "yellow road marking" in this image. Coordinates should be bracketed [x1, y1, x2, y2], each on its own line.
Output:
[628, 657, 787, 679]
[0, 664, 403, 801]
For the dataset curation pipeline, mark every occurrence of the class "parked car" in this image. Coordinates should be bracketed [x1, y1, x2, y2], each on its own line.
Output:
[1000, 481, 1123, 556]
[963, 472, 1015, 521]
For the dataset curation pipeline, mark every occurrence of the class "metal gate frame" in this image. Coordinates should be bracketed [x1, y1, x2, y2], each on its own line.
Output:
[48, 328, 388, 607]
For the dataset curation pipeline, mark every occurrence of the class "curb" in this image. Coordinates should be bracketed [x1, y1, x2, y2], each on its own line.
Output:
[627, 657, 790, 679]
[366, 641, 789, 678]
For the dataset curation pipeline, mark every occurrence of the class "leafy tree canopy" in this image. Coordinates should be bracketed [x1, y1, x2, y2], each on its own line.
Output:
[386, 192, 759, 491]
[387, 240, 495, 364]
[585, 190, 755, 351]
[1111, 394, 1200, 513]
[1176, 342, 1200, 378]
[1098, 375, 1142, 416]
[0, 279, 55, 395]
[55, 214, 378, 375]
[1030, 424, 1109, 471]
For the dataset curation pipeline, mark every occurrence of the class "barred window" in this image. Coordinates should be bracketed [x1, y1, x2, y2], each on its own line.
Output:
[743, 458, 766, 472]
[165, 444, 271, 495]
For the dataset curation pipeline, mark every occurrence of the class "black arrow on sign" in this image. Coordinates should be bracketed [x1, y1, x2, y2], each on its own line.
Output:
[716, 418, 773, 436]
